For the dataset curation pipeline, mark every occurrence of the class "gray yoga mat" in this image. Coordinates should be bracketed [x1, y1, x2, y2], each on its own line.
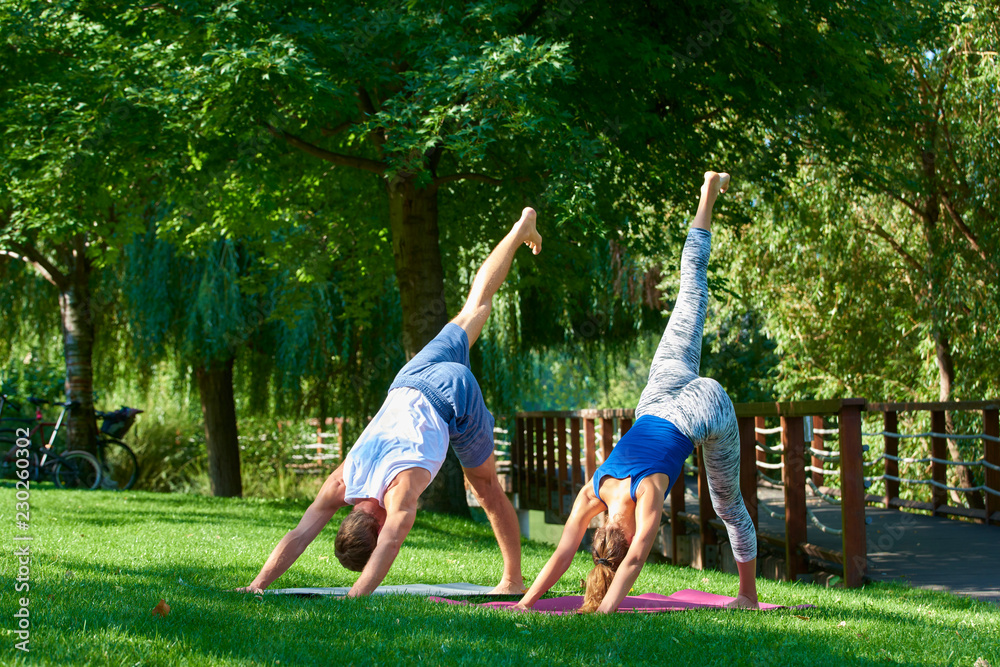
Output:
[267, 582, 496, 597]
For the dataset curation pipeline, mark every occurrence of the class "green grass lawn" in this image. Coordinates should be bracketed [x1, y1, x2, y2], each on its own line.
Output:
[2, 487, 997, 666]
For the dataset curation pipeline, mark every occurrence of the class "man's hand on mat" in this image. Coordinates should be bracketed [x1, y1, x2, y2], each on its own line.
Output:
[234, 585, 264, 594]
[725, 594, 759, 610]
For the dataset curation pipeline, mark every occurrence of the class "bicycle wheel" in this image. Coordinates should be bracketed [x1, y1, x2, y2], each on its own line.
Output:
[52, 450, 103, 490]
[96, 436, 139, 490]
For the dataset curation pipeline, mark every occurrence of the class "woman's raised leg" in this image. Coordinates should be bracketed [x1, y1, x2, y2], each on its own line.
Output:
[646, 172, 729, 380]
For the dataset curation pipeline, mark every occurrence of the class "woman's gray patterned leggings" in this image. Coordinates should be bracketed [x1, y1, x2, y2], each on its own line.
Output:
[634, 228, 757, 563]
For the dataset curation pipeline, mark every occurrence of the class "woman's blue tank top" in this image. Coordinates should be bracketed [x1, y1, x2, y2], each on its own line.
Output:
[592, 415, 695, 503]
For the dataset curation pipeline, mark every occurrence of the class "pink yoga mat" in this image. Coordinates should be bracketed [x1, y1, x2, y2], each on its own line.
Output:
[430, 589, 810, 615]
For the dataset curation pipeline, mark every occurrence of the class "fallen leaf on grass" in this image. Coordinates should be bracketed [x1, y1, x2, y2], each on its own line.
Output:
[974, 659, 990, 667]
[794, 615, 810, 621]
[837, 621, 847, 627]
[151, 600, 171, 617]
[318, 556, 328, 561]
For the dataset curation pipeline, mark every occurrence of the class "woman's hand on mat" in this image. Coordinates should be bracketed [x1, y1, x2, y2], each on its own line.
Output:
[725, 594, 759, 610]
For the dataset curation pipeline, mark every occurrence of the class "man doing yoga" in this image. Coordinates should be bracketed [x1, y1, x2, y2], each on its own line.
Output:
[515, 171, 758, 613]
[239, 208, 542, 596]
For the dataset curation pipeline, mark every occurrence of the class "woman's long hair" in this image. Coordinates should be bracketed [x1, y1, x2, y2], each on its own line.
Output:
[580, 522, 630, 613]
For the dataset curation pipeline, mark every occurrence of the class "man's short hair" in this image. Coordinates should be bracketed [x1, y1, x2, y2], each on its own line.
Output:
[335, 508, 379, 571]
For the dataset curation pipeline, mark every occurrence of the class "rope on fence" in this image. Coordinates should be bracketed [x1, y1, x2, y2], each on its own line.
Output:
[806, 478, 842, 505]
[757, 470, 783, 486]
[808, 447, 841, 460]
[755, 441, 784, 455]
[862, 430, 1000, 442]
[813, 428, 840, 435]
[881, 453, 990, 467]
[758, 491, 844, 535]
[756, 459, 785, 470]
[806, 465, 839, 477]
[755, 426, 784, 435]
[757, 495, 785, 521]
[807, 508, 843, 536]
[865, 473, 1000, 497]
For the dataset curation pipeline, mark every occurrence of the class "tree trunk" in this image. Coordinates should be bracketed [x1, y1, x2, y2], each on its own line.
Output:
[933, 330, 985, 510]
[387, 177, 450, 358]
[196, 357, 243, 497]
[58, 242, 99, 454]
[386, 177, 468, 516]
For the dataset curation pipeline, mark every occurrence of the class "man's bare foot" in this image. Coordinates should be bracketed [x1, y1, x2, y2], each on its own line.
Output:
[702, 171, 731, 200]
[490, 580, 527, 595]
[515, 207, 542, 255]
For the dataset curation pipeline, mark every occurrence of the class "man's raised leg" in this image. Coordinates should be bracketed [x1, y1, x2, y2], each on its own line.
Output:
[451, 207, 541, 347]
[464, 453, 525, 594]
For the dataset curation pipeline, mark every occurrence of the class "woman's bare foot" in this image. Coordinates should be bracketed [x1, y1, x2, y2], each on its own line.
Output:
[514, 207, 542, 255]
[692, 171, 730, 231]
[702, 171, 731, 199]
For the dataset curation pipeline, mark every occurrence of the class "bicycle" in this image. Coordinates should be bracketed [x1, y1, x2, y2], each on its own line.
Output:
[0, 398, 103, 489]
[1, 396, 141, 490]
[94, 407, 142, 491]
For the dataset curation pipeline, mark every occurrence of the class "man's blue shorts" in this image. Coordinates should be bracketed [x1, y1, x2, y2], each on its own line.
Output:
[388, 323, 495, 469]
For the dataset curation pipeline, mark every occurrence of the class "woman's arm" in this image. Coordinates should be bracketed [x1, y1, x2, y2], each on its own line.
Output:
[515, 486, 602, 609]
[595, 479, 664, 613]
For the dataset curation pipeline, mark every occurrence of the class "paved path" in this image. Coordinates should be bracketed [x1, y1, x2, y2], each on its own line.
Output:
[671, 479, 1000, 602]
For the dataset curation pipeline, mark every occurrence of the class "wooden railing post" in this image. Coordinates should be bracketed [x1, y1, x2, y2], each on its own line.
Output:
[840, 399, 867, 588]
[670, 465, 686, 565]
[620, 416, 633, 436]
[532, 417, 544, 507]
[811, 416, 826, 487]
[513, 416, 524, 499]
[697, 444, 718, 569]
[884, 411, 899, 509]
[557, 417, 568, 516]
[584, 419, 597, 481]
[781, 415, 808, 581]
[570, 417, 582, 493]
[755, 416, 767, 469]
[930, 410, 948, 511]
[600, 416, 615, 462]
[545, 417, 556, 515]
[985, 408, 999, 526]
[738, 417, 758, 529]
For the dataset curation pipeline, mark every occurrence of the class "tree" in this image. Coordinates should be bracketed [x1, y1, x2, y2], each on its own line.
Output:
[722, 2, 999, 507]
[0, 2, 166, 451]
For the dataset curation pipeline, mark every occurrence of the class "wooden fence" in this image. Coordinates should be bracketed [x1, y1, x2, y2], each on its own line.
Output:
[511, 398, 1000, 589]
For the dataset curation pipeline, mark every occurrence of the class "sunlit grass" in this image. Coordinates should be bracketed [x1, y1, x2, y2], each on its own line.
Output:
[1, 488, 997, 666]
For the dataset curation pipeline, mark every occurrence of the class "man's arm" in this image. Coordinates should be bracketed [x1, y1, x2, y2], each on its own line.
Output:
[515, 486, 603, 609]
[595, 481, 664, 613]
[239, 466, 347, 592]
[346, 468, 429, 597]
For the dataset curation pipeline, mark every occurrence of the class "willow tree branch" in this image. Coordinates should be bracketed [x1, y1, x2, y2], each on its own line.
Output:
[264, 124, 386, 174]
[883, 189, 927, 220]
[428, 172, 509, 194]
[860, 217, 924, 274]
[1, 243, 67, 288]
[940, 194, 992, 268]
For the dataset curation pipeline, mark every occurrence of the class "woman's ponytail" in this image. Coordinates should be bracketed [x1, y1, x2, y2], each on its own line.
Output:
[580, 523, 629, 613]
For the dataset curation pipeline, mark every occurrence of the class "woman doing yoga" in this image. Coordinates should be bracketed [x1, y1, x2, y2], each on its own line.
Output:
[515, 171, 758, 613]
